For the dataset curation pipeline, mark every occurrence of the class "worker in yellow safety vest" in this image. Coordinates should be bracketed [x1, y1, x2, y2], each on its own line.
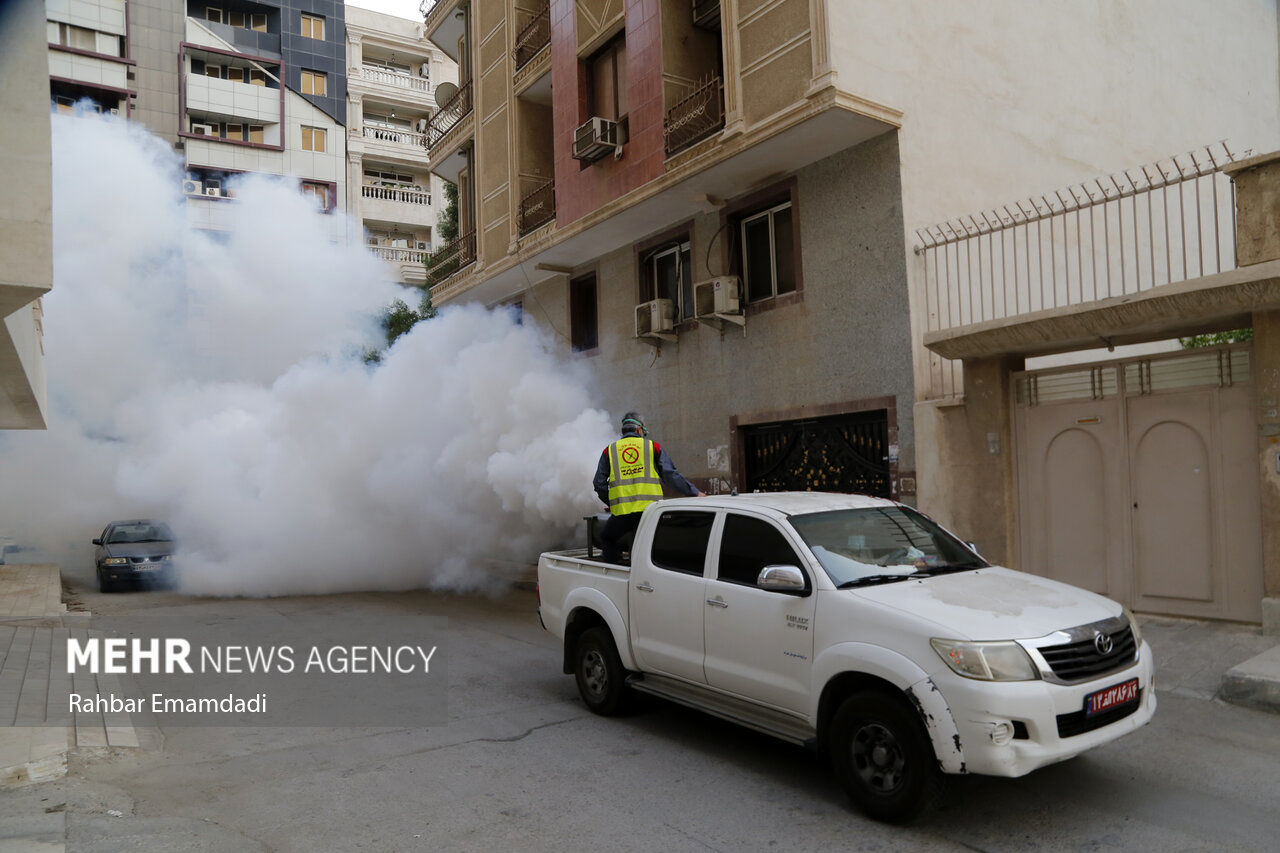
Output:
[592, 412, 702, 564]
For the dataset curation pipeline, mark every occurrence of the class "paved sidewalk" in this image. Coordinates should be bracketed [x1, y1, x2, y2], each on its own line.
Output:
[0, 565, 157, 792]
[1139, 614, 1279, 704]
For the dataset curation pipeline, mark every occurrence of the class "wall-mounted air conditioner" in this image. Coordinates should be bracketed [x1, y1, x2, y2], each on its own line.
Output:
[415, 241, 429, 250]
[572, 117, 619, 163]
[635, 298, 676, 342]
[191, 123, 216, 136]
[109, 107, 120, 116]
[693, 275, 745, 327]
[419, 63, 430, 77]
[182, 179, 202, 195]
[415, 117, 428, 133]
[204, 187, 223, 197]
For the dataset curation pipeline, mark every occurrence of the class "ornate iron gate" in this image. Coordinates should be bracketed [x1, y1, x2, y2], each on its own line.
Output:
[742, 410, 890, 497]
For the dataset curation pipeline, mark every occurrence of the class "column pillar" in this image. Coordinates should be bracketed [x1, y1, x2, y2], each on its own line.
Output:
[718, 0, 745, 138]
[805, 0, 837, 97]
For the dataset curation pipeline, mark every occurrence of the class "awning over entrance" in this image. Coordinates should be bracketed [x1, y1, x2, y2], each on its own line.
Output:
[923, 259, 1280, 361]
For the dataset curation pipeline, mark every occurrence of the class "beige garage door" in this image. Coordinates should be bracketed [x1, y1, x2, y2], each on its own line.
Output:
[1014, 346, 1262, 622]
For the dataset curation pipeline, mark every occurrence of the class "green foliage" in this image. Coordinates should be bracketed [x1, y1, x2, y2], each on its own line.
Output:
[1179, 328, 1253, 349]
[364, 289, 439, 365]
[437, 182, 459, 245]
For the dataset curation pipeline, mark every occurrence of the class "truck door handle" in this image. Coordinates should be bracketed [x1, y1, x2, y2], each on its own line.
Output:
[706, 598, 728, 608]
[636, 582, 654, 593]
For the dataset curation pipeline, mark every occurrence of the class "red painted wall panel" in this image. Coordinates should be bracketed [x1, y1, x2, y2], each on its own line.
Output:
[550, 0, 666, 227]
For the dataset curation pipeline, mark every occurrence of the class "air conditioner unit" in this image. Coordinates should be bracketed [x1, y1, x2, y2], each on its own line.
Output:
[204, 187, 223, 197]
[693, 275, 745, 326]
[635, 298, 676, 341]
[191, 123, 216, 136]
[182, 179, 201, 195]
[572, 117, 619, 163]
[415, 241, 429, 250]
[109, 107, 120, 116]
[419, 63, 430, 77]
[416, 117, 429, 133]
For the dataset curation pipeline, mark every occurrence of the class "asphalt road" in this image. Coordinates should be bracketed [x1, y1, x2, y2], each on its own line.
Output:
[5, 572, 1280, 852]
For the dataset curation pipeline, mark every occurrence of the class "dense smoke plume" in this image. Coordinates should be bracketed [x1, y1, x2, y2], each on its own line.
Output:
[0, 112, 612, 595]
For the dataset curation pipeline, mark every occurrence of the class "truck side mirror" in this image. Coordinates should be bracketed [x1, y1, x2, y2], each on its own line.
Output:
[92, 538, 102, 546]
[757, 565, 806, 593]
[966, 541, 982, 558]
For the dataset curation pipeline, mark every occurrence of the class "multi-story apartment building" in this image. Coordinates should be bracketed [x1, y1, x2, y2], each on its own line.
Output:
[2, 0, 53, 430]
[45, 0, 132, 117]
[417, 1, 1280, 623]
[345, 6, 456, 286]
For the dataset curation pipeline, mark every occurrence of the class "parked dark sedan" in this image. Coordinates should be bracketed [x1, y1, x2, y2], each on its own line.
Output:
[92, 520, 176, 592]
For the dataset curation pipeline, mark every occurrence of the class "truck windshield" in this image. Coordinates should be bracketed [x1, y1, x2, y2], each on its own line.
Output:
[789, 507, 985, 587]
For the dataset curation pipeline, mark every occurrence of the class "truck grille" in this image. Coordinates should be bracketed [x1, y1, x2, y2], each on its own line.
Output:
[1038, 624, 1137, 681]
[1056, 689, 1142, 738]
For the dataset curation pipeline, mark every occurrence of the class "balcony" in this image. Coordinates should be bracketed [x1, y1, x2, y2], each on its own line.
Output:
[361, 185, 431, 205]
[358, 65, 432, 95]
[664, 75, 725, 157]
[425, 80, 473, 148]
[517, 179, 555, 235]
[425, 230, 477, 288]
[369, 245, 429, 264]
[362, 124, 429, 149]
[513, 6, 550, 71]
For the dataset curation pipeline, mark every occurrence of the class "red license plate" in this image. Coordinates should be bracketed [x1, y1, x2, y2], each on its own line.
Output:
[1085, 678, 1139, 716]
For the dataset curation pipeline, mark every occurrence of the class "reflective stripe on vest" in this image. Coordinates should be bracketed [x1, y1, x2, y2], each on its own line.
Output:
[606, 436, 664, 516]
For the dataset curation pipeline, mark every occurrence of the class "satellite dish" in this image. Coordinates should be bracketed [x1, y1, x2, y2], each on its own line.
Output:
[433, 81, 458, 108]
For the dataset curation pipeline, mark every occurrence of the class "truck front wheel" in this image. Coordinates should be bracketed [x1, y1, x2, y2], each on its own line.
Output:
[829, 690, 945, 824]
[573, 627, 630, 716]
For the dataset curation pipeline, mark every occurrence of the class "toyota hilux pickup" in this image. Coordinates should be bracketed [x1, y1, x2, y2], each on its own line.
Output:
[536, 492, 1155, 823]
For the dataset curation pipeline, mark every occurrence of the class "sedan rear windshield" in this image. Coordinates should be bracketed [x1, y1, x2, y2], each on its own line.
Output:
[107, 523, 174, 544]
[789, 507, 984, 587]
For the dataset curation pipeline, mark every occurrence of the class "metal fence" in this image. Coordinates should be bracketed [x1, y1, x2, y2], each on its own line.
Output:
[517, 179, 555, 235]
[426, 80, 473, 148]
[664, 75, 724, 157]
[915, 142, 1246, 399]
[513, 6, 550, 70]
[425, 230, 476, 288]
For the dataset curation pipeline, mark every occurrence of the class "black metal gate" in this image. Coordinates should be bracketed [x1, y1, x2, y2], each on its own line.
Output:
[742, 410, 890, 497]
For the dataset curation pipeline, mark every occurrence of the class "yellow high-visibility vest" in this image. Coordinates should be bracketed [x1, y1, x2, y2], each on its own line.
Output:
[606, 436, 664, 516]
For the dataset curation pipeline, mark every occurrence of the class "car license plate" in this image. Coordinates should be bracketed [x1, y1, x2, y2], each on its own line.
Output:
[136, 564, 161, 572]
[1085, 677, 1139, 716]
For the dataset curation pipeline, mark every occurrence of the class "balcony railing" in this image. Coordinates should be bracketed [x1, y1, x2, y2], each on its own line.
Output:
[517, 179, 555, 235]
[425, 80, 473, 148]
[419, 0, 441, 19]
[513, 6, 550, 71]
[362, 185, 431, 205]
[362, 124, 429, 148]
[360, 65, 431, 93]
[425, 230, 476, 286]
[370, 246, 430, 264]
[664, 75, 724, 157]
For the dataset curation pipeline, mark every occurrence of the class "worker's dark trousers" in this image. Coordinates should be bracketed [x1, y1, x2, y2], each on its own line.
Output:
[600, 512, 643, 564]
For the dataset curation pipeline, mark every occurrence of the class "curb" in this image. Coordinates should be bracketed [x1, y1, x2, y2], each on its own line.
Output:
[1221, 645, 1280, 714]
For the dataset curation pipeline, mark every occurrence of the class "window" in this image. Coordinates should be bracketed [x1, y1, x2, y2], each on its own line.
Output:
[301, 125, 326, 152]
[651, 511, 715, 575]
[225, 123, 243, 140]
[301, 13, 325, 40]
[301, 69, 327, 96]
[248, 125, 264, 144]
[54, 23, 97, 52]
[739, 201, 796, 302]
[717, 514, 804, 588]
[227, 67, 246, 83]
[640, 238, 693, 320]
[301, 181, 330, 210]
[205, 7, 223, 24]
[249, 68, 266, 86]
[204, 64, 222, 78]
[569, 274, 598, 353]
[364, 169, 416, 187]
[229, 11, 245, 28]
[251, 13, 267, 32]
[587, 34, 627, 121]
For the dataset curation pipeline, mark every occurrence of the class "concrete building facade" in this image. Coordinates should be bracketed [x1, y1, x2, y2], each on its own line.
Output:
[1, 0, 54, 431]
[417, 0, 1280, 624]
[346, 5, 456, 286]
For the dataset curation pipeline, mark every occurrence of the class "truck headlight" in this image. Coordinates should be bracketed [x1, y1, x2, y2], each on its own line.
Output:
[1122, 606, 1142, 648]
[930, 638, 1039, 681]
[103, 557, 128, 565]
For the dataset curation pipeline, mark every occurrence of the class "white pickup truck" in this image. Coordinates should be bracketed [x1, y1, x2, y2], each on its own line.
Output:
[536, 492, 1155, 822]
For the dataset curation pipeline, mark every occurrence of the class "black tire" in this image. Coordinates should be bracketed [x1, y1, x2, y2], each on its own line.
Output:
[97, 569, 114, 593]
[573, 627, 630, 716]
[829, 690, 946, 824]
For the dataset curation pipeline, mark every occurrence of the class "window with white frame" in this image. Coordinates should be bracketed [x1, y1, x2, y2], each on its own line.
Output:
[301, 181, 331, 210]
[301, 125, 326, 152]
[739, 200, 796, 302]
[301, 13, 324, 40]
[363, 169, 417, 187]
[639, 237, 693, 320]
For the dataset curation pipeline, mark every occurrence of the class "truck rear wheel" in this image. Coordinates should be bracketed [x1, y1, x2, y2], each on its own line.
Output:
[573, 627, 630, 716]
[829, 690, 945, 824]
